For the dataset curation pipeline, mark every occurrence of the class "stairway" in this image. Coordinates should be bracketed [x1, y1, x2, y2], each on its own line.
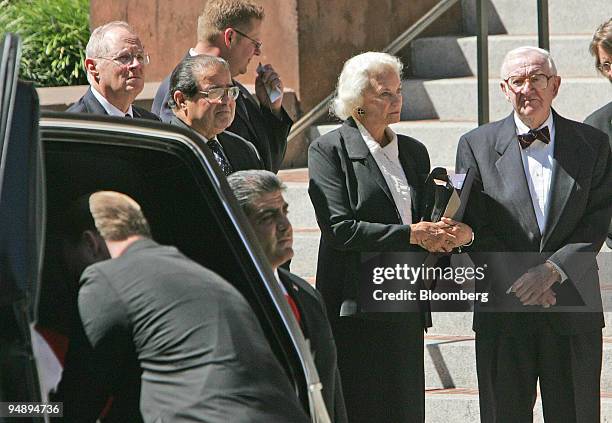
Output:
[312, 0, 611, 170]
[284, 1, 612, 420]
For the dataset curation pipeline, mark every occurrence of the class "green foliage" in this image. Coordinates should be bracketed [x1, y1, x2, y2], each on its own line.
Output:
[0, 0, 90, 87]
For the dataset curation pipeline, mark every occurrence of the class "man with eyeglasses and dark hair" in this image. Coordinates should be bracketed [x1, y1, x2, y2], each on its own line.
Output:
[584, 18, 612, 249]
[67, 21, 159, 120]
[151, 0, 292, 173]
[169, 54, 262, 174]
[456, 46, 612, 422]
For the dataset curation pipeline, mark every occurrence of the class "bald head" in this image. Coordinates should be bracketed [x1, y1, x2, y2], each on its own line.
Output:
[500, 46, 557, 79]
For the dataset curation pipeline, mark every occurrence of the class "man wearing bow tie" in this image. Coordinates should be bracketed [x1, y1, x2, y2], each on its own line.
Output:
[456, 46, 612, 422]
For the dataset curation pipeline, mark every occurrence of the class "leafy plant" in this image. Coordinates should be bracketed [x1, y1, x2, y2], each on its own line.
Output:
[0, 0, 90, 87]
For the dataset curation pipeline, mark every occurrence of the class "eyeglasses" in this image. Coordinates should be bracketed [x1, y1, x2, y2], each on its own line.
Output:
[504, 73, 555, 91]
[597, 61, 611, 73]
[232, 28, 262, 50]
[198, 86, 240, 102]
[97, 51, 150, 67]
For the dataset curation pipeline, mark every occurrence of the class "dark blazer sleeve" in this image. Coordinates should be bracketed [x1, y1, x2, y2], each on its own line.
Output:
[584, 102, 612, 248]
[547, 127, 612, 276]
[230, 83, 293, 173]
[151, 75, 175, 123]
[57, 266, 132, 422]
[219, 130, 264, 171]
[260, 105, 292, 170]
[307, 130, 413, 252]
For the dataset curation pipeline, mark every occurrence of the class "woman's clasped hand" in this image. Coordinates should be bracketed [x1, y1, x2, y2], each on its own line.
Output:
[410, 217, 473, 253]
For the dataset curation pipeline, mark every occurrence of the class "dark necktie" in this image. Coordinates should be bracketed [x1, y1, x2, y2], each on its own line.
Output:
[124, 114, 132, 118]
[517, 126, 550, 149]
[207, 138, 233, 176]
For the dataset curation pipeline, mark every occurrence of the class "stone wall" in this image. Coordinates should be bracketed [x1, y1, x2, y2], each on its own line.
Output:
[90, 0, 461, 115]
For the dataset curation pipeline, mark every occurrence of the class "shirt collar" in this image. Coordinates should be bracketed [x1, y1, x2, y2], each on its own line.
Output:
[189, 48, 199, 57]
[355, 119, 399, 158]
[513, 110, 554, 135]
[91, 86, 133, 117]
[513, 110, 555, 151]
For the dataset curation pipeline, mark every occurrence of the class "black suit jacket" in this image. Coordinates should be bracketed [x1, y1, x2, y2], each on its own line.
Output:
[278, 268, 347, 423]
[584, 100, 612, 248]
[169, 116, 262, 172]
[456, 111, 612, 335]
[152, 57, 292, 172]
[66, 87, 160, 121]
[58, 239, 309, 423]
[308, 118, 431, 327]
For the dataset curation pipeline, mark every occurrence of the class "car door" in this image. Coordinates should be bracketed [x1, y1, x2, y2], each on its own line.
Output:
[37, 112, 330, 422]
[3, 32, 329, 422]
[0, 33, 47, 422]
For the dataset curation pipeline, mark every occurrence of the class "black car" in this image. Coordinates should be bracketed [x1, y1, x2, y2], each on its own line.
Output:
[0, 33, 328, 423]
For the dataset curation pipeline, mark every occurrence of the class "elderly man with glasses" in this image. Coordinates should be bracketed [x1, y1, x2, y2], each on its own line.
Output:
[169, 54, 262, 175]
[456, 46, 612, 423]
[67, 21, 159, 120]
[151, 0, 292, 173]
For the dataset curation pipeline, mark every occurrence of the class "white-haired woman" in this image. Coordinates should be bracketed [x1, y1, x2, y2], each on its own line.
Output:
[308, 52, 472, 422]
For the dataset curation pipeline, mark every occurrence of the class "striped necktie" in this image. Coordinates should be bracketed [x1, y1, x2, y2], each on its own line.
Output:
[207, 138, 233, 176]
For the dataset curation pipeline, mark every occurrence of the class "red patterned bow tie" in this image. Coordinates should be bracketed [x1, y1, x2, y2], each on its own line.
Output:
[517, 126, 550, 149]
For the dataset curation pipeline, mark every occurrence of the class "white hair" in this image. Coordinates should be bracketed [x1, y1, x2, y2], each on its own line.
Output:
[85, 21, 138, 59]
[330, 52, 403, 120]
[500, 46, 557, 78]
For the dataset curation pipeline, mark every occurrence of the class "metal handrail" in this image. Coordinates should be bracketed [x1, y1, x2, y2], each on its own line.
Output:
[476, 0, 489, 125]
[288, 0, 550, 140]
[287, 0, 460, 143]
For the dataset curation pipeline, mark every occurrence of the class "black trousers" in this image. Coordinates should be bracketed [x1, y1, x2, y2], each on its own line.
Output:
[476, 315, 602, 423]
[333, 316, 425, 423]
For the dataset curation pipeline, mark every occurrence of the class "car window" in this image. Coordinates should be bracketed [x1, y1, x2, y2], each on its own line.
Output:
[38, 116, 308, 402]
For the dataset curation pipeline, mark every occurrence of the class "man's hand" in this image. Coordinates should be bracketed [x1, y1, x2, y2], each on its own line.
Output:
[255, 63, 284, 113]
[410, 221, 456, 253]
[508, 262, 561, 306]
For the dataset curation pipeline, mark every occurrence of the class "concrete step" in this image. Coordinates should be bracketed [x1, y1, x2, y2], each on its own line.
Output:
[401, 77, 611, 122]
[461, 0, 611, 35]
[431, 311, 612, 337]
[425, 387, 612, 422]
[411, 34, 598, 79]
[315, 121, 477, 169]
[425, 335, 612, 391]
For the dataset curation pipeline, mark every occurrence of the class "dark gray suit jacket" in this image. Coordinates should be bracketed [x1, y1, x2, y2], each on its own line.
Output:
[169, 116, 263, 172]
[308, 118, 431, 327]
[152, 62, 291, 172]
[278, 268, 347, 423]
[66, 87, 160, 121]
[584, 100, 612, 248]
[59, 239, 309, 423]
[456, 111, 612, 335]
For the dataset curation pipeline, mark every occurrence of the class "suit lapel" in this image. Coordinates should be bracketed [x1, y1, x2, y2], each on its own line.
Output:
[277, 269, 311, 336]
[234, 81, 261, 141]
[341, 119, 400, 220]
[540, 112, 581, 250]
[494, 114, 541, 241]
[84, 88, 108, 115]
[398, 141, 421, 223]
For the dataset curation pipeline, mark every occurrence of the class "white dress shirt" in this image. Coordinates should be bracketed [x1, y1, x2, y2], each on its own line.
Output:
[356, 120, 412, 225]
[514, 111, 567, 281]
[90, 86, 134, 117]
[514, 111, 555, 235]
